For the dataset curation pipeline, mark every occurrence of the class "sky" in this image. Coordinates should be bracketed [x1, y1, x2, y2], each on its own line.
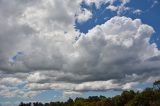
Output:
[0, 0, 160, 105]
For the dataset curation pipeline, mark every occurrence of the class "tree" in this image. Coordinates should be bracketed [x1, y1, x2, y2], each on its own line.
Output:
[66, 98, 74, 106]
[19, 102, 31, 106]
[121, 90, 135, 104]
[153, 80, 160, 90]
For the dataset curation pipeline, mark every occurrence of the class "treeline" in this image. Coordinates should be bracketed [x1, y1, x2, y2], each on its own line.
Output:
[19, 80, 160, 106]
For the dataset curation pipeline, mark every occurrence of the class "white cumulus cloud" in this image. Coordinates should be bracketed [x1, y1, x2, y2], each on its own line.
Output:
[76, 9, 92, 23]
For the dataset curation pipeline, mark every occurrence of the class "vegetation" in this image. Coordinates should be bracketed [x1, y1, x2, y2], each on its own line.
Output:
[19, 80, 160, 106]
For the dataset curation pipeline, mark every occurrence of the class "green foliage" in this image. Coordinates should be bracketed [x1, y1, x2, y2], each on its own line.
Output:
[153, 80, 160, 90]
[19, 81, 160, 106]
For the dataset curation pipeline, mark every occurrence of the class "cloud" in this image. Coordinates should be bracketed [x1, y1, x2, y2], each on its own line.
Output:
[0, 0, 160, 99]
[105, 0, 131, 15]
[151, 0, 159, 8]
[122, 82, 139, 90]
[121, 0, 130, 5]
[20, 14, 160, 94]
[66, 16, 158, 82]
[84, 0, 130, 15]
[0, 87, 40, 98]
[0, 102, 19, 106]
[0, 77, 22, 86]
[0, 0, 81, 72]
[76, 9, 92, 23]
[64, 91, 82, 96]
[27, 72, 48, 83]
[106, 5, 118, 11]
[84, 0, 115, 8]
[74, 80, 120, 91]
[133, 9, 142, 15]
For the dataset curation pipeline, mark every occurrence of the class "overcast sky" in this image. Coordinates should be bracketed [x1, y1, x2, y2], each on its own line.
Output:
[0, 0, 160, 105]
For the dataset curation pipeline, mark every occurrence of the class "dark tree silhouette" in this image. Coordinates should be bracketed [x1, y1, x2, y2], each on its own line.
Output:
[153, 80, 160, 90]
